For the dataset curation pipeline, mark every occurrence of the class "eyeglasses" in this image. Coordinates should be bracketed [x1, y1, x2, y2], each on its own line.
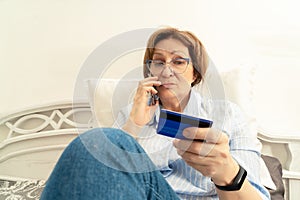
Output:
[146, 58, 190, 75]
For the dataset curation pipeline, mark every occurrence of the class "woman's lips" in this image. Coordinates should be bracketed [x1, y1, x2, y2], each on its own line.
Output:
[161, 82, 176, 88]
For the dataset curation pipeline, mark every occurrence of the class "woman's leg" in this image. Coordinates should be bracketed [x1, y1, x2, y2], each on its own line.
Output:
[40, 128, 179, 200]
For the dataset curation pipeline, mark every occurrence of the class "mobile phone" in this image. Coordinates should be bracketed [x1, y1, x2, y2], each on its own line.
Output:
[157, 109, 213, 140]
[148, 94, 159, 106]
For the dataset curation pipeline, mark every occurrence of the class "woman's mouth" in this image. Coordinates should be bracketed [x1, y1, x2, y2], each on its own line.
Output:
[161, 82, 176, 88]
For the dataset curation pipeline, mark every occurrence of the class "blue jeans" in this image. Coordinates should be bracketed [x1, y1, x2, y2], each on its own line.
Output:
[40, 128, 180, 200]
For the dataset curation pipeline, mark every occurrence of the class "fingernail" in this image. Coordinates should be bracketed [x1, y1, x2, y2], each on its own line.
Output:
[183, 130, 191, 137]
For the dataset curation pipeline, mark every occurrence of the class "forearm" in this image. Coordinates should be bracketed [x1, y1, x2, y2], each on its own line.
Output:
[217, 180, 263, 200]
[215, 160, 264, 200]
[122, 118, 143, 139]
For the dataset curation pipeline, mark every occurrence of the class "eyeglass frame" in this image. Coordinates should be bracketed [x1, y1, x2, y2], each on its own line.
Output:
[145, 57, 191, 75]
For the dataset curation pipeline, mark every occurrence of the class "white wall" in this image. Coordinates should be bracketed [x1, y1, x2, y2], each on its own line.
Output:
[1, 0, 299, 135]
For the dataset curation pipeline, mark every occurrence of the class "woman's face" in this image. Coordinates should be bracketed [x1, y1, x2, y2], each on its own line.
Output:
[152, 38, 195, 105]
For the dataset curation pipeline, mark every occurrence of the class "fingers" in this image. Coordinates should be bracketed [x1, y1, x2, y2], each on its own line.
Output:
[139, 76, 161, 88]
[177, 149, 219, 166]
[129, 77, 161, 126]
[177, 149, 209, 165]
[176, 149, 222, 177]
[173, 129, 229, 157]
[173, 139, 215, 157]
[135, 77, 161, 98]
[176, 141, 237, 179]
[182, 127, 225, 144]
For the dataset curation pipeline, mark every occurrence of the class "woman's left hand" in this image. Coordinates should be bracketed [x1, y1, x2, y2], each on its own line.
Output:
[173, 127, 239, 186]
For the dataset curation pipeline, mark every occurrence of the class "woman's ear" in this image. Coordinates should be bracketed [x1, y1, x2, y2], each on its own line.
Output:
[192, 66, 197, 82]
[193, 74, 197, 82]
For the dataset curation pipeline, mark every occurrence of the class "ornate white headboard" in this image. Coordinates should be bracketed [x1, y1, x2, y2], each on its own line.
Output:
[0, 101, 92, 180]
[258, 130, 300, 200]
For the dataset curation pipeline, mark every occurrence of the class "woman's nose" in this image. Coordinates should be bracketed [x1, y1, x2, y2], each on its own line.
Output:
[160, 66, 174, 77]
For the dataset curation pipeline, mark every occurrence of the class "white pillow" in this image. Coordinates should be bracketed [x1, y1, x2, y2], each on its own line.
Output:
[86, 78, 139, 127]
[196, 64, 256, 121]
[86, 65, 276, 190]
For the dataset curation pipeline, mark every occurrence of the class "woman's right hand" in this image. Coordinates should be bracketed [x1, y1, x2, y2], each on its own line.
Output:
[129, 76, 161, 126]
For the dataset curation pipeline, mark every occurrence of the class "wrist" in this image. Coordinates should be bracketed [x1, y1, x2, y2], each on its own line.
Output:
[213, 163, 247, 191]
[122, 118, 143, 138]
[213, 160, 240, 186]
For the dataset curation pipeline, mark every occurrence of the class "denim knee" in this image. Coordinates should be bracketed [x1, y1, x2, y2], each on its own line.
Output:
[78, 128, 143, 152]
[77, 128, 158, 173]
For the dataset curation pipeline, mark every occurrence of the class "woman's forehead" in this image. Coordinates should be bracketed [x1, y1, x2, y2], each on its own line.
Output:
[153, 38, 189, 57]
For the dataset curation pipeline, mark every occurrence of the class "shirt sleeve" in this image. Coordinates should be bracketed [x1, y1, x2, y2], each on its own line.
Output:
[112, 104, 132, 129]
[225, 102, 271, 200]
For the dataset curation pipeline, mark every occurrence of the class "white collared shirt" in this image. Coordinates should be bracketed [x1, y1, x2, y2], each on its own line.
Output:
[113, 88, 270, 200]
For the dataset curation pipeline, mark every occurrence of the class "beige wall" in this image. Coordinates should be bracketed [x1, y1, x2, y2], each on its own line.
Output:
[1, 0, 299, 135]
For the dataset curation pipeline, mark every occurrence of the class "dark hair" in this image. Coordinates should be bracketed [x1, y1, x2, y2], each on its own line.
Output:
[143, 27, 208, 86]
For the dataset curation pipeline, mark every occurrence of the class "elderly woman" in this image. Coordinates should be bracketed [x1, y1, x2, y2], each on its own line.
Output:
[41, 27, 270, 200]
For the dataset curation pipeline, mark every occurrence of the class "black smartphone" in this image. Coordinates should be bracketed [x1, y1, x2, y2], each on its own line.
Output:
[148, 94, 159, 106]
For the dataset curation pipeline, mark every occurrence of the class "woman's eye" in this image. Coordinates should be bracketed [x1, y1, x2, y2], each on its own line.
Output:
[173, 59, 185, 65]
[153, 60, 165, 66]
[173, 61, 183, 65]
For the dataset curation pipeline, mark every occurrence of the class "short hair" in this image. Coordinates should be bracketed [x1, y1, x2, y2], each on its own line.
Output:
[143, 27, 208, 86]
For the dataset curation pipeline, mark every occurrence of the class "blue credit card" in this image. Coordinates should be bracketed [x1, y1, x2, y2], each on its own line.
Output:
[157, 109, 213, 140]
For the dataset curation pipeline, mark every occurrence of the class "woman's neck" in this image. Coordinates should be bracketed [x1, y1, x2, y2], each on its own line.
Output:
[161, 91, 191, 112]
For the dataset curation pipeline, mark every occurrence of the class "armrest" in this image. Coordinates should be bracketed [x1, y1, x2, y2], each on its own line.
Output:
[258, 127, 300, 174]
[258, 128, 300, 200]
